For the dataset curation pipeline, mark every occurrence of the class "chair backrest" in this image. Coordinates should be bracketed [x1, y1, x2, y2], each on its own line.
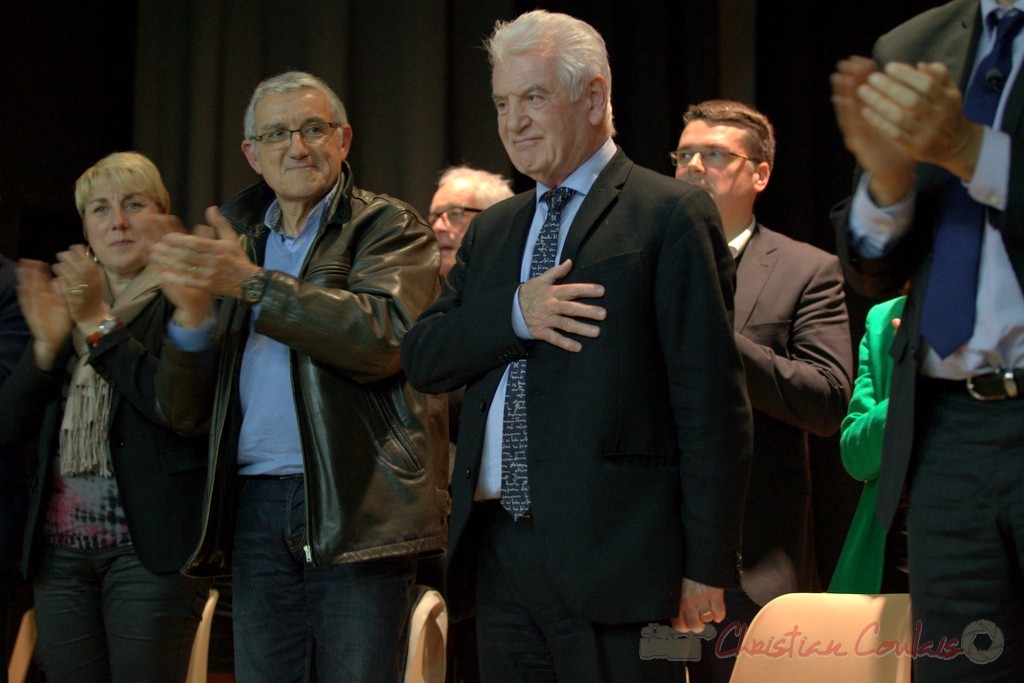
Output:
[403, 586, 448, 683]
[185, 588, 220, 683]
[7, 608, 37, 683]
[728, 593, 913, 683]
[8, 588, 220, 683]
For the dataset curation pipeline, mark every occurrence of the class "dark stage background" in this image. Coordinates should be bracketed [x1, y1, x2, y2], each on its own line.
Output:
[1, 0, 942, 587]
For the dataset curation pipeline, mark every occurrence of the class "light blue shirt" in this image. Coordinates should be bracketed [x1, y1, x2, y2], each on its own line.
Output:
[236, 185, 339, 475]
[475, 138, 617, 501]
[167, 316, 215, 352]
[849, 0, 1024, 377]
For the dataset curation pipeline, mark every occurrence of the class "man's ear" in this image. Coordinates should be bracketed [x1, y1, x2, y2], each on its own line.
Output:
[753, 160, 771, 193]
[241, 139, 262, 175]
[337, 124, 354, 161]
[585, 75, 610, 126]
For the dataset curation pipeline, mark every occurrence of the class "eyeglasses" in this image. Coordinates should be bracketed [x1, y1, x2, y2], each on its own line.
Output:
[427, 206, 485, 227]
[251, 122, 341, 147]
[669, 149, 757, 168]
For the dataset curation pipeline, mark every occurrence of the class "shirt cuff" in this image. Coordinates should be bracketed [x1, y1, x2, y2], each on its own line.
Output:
[167, 316, 215, 352]
[511, 286, 533, 340]
[848, 174, 916, 259]
[968, 126, 1009, 211]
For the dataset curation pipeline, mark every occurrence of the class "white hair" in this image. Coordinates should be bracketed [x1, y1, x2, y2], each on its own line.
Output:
[437, 166, 514, 208]
[485, 10, 615, 136]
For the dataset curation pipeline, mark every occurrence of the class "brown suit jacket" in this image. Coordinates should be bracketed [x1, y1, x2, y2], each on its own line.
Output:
[734, 224, 852, 600]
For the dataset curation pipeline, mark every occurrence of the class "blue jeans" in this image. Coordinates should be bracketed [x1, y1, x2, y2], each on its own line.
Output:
[33, 545, 208, 683]
[232, 476, 415, 683]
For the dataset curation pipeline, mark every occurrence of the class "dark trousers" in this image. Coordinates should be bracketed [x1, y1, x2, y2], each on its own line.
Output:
[906, 386, 1024, 681]
[473, 501, 685, 683]
[231, 476, 415, 683]
[33, 545, 207, 683]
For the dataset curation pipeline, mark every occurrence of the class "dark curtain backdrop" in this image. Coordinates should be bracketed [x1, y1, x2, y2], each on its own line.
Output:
[132, 0, 719, 224]
[2, 0, 953, 586]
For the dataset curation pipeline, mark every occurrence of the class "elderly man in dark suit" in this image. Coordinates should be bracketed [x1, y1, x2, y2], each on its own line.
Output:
[832, 0, 1024, 679]
[673, 100, 853, 682]
[402, 10, 752, 681]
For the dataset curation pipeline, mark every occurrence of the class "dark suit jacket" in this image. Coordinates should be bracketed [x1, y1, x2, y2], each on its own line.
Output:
[733, 225, 852, 600]
[0, 295, 215, 577]
[0, 256, 30, 576]
[834, 0, 1024, 529]
[402, 148, 753, 624]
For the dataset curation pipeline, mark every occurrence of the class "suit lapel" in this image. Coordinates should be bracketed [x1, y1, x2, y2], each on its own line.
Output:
[1004, 15, 1024, 140]
[919, 2, 981, 189]
[559, 148, 630, 264]
[493, 191, 537, 283]
[940, 1, 979, 90]
[734, 225, 777, 332]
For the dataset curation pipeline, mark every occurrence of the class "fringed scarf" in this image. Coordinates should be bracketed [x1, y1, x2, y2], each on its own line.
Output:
[58, 264, 162, 476]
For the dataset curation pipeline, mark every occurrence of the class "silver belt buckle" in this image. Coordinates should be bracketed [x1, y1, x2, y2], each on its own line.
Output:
[966, 370, 1018, 401]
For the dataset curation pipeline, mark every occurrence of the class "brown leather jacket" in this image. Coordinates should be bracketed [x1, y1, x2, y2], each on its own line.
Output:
[168, 164, 449, 576]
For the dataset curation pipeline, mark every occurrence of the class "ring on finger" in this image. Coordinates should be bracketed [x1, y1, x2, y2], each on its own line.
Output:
[67, 283, 88, 294]
[699, 609, 714, 621]
[188, 265, 198, 275]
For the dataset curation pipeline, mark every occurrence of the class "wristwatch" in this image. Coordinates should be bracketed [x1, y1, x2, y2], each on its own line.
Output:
[86, 315, 124, 346]
[241, 268, 269, 305]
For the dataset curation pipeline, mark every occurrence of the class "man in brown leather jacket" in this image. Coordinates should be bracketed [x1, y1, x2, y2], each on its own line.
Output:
[152, 71, 448, 683]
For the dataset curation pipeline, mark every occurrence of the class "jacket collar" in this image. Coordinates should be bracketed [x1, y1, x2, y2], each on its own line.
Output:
[734, 224, 778, 332]
[220, 160, 355, 239]
[560, 147, 631, 265]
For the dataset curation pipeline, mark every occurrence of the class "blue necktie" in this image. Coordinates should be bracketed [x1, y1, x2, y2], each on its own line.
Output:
[920, 10, 1024, 358]
[500, 186, 575, 520]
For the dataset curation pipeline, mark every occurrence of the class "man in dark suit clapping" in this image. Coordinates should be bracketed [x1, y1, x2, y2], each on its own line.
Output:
[832, 0, 1024, 678]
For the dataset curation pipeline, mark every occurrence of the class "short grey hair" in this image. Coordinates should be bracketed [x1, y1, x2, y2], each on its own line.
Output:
[437, 166, 514, 208]
[243, 71, 348, 139]
[485, 10, 615, 136]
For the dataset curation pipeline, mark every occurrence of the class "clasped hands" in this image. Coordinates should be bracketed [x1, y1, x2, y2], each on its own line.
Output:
[16, 215, 187, 370]
[150, 206, 261, 327]
[831, 55, 983, 206]
[518, 259, 605, 352]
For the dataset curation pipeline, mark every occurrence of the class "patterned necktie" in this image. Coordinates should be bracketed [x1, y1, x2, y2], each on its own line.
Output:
[920, 10, 1024, 358]
[500, 186, 575, 520]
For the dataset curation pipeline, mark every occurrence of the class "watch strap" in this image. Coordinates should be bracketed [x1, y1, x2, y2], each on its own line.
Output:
[86, 316, 124, 346]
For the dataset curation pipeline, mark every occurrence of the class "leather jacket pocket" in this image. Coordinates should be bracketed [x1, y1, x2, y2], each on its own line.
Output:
[363, 387, 424, 476]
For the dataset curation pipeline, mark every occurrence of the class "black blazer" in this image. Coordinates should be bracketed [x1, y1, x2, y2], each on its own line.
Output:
[834, 0, 1024, 528]
[733, 225, 852, 599]
[0, 295, 214, 576]
[0, 256, 31, 575]
[403, 148, 753, 624]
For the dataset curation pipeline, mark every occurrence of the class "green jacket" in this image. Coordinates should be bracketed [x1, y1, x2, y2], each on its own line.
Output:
[829, 296, 906, 593]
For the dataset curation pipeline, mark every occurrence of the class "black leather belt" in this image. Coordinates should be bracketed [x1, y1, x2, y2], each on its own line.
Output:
[477, 498, 532, 521]
[923, 369, 1024, 401]
[242, 473, 304, 480]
